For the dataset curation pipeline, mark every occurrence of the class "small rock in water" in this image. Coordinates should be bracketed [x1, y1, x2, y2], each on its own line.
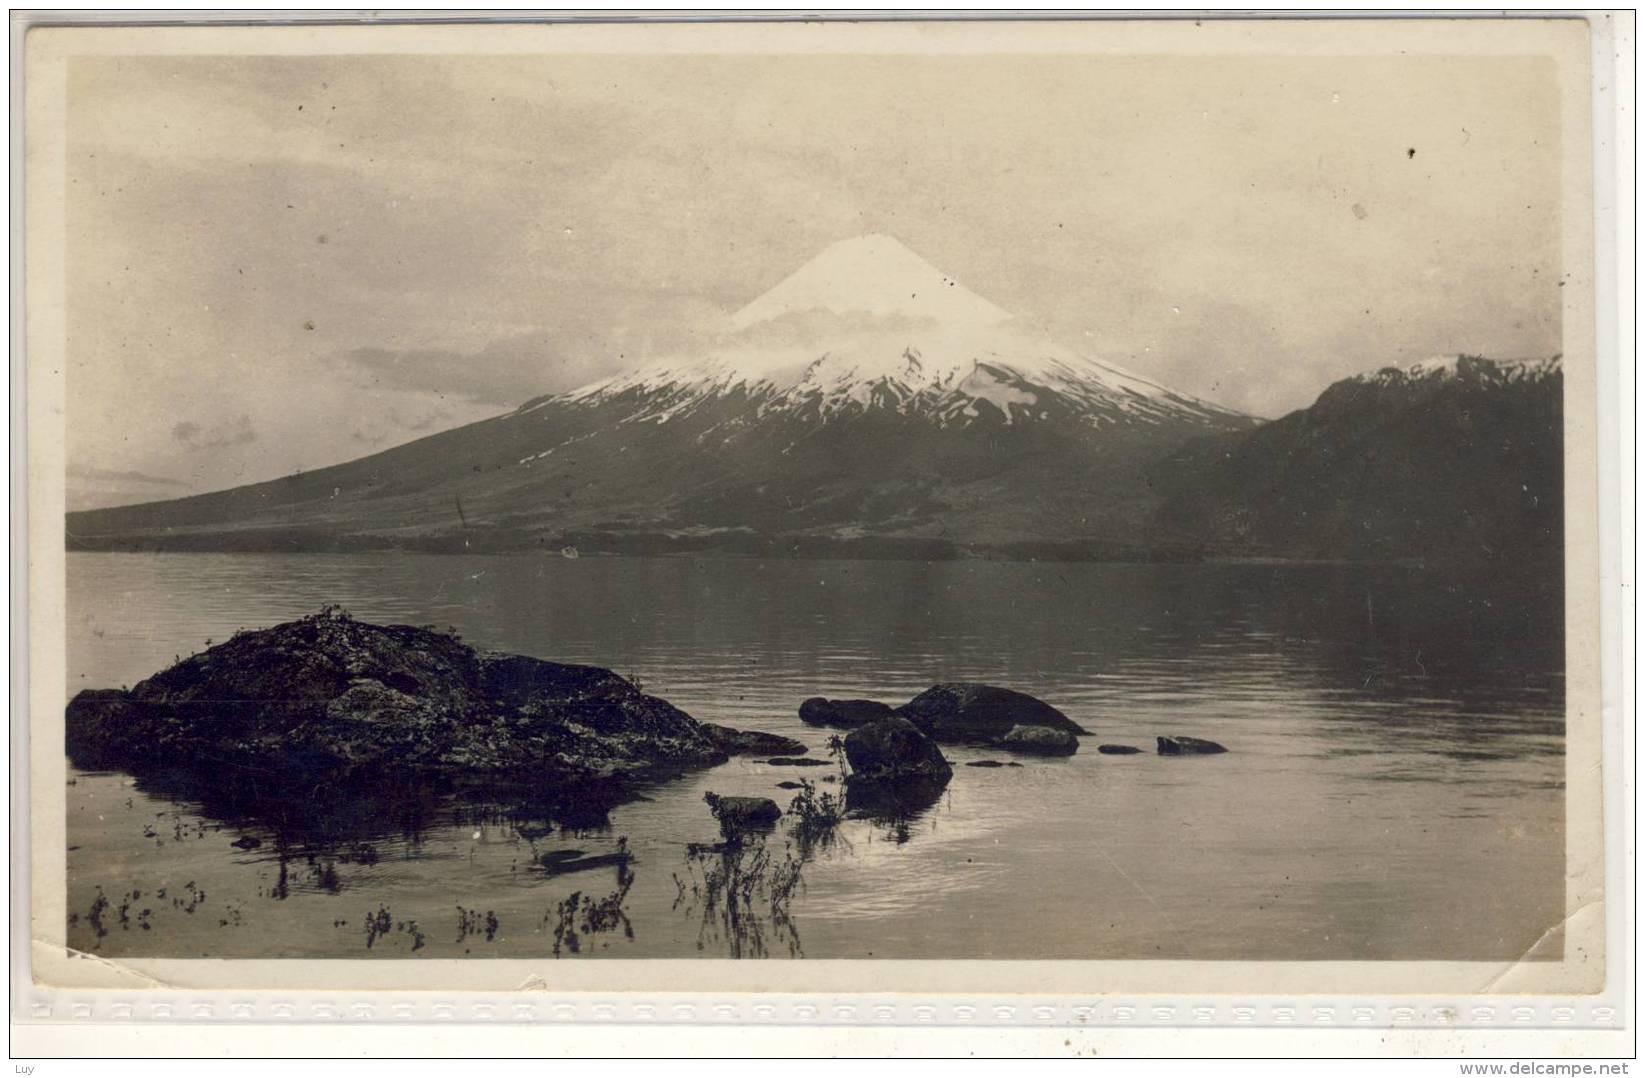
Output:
[766, 756, 829, 767]
[965, 760, 1008, 768]
[996, 724, 1079, 756]
[775, 780, 806, 789]
[895, 683, 1089, 743]
[230, 835, 262, 850]
[1098, 744, 1144, 755]
[842, 717, 953, 784]
[798, 697, 896, 729]
[702, 723, 807, 757]
[538, 849, 629, 876]
[704, 793, 781, 838]
[1156, 735, 1227, 756]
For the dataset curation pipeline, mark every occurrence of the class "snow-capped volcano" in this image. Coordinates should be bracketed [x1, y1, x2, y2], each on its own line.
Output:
[67, 235, 1265, 556]
[729, 233, 1012, 329]
[542, 233, 1246, 432]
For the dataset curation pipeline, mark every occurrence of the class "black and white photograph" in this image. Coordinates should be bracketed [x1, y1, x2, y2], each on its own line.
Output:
[22, 16, 1611, 1000]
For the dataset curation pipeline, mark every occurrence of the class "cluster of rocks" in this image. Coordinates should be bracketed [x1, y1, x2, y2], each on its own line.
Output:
[62, 611, 1228, 845]
[792, 682, 1224, 793]
[801, 683, 1087, 759]
[705, 684, 1228, 833]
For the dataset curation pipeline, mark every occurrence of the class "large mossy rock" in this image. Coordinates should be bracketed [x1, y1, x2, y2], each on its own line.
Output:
[842, 716, 953, 785]
[894, 683, 1089, 744]
[64, 608, 725, 781]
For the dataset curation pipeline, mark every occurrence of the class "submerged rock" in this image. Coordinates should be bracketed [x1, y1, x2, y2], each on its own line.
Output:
[64, 608, 726, 784]
[798, 697, 896, 729]
[766, 756, 830, 767]
[1156, 735, 1228, 756]
[997, 724, 1079, 756]
[702, 723, 806, 757]
[538, 849, 631, 877]
[704, 793, 781, 838]
[895, 683, 1089, 744]
[1098, 744, 1144, 755]
[965, 760, 1008, 768]
[842, 716, 953, 785]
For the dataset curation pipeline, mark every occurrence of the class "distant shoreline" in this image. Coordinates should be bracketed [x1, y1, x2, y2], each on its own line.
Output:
[64, 531, 1534, 572]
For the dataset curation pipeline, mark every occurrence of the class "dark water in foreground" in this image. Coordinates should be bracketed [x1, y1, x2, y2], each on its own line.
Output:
[65, 552, 1564, 961]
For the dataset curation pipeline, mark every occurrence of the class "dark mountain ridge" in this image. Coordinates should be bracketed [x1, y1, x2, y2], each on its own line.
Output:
[1152, 355, 1563, 567]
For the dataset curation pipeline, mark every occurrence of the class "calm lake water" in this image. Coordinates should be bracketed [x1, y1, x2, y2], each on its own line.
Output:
[64, 552, 1564, 961]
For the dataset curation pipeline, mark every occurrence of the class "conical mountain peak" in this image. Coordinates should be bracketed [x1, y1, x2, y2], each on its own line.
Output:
[730, 233, 1013, 330]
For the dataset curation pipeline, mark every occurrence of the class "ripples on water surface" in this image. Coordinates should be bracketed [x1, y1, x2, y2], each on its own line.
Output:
[65, 552, 1564, 961]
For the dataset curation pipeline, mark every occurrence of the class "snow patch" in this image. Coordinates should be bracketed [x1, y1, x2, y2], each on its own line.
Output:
[958, 364, 1037, 423]
[731, 233, 1011, 331]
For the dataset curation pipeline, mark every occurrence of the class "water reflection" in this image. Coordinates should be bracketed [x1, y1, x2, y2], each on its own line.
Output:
[65, 554, 1567, 962]
[844, 777, 948, 844]
[115, 759, 656, 855]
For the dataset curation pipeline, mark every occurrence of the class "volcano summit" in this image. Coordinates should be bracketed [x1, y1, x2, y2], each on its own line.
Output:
[69, 234, 1258, 557]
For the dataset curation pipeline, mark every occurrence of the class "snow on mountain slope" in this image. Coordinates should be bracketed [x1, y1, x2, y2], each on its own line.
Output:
[1354, 354, 1563, 388]
[537, 233, 1247, 432]
[729, 233, 1012, 329]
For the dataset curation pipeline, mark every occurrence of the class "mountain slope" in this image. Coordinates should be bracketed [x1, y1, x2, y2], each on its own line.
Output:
[1151, 355, 1563, 566]
[67, 235, 1254, 557]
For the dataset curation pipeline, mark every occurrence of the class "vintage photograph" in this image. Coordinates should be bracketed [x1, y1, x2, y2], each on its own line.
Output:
[27, 18, 1603, 988]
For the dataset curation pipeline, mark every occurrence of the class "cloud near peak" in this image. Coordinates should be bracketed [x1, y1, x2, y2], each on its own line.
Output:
[171, 415, 258, 450]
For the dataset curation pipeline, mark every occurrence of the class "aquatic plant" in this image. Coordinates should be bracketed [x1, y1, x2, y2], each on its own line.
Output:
[677, 837, 804, 958]
[456, 907, 501, 944]
[827, 734, 848, 779]
[547, 860, 636, 957]
[175, 880, 207, 913]
[86, 890, 109, 939]
[784, 779, 845, 856]
[364, 905, 393, 948]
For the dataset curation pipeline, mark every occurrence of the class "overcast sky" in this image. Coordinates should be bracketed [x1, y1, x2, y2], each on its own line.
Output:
[65, 50, 1563, 509]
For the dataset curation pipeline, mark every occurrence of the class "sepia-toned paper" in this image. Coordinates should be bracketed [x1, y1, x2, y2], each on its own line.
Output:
[20, 14, 1613, 1005]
